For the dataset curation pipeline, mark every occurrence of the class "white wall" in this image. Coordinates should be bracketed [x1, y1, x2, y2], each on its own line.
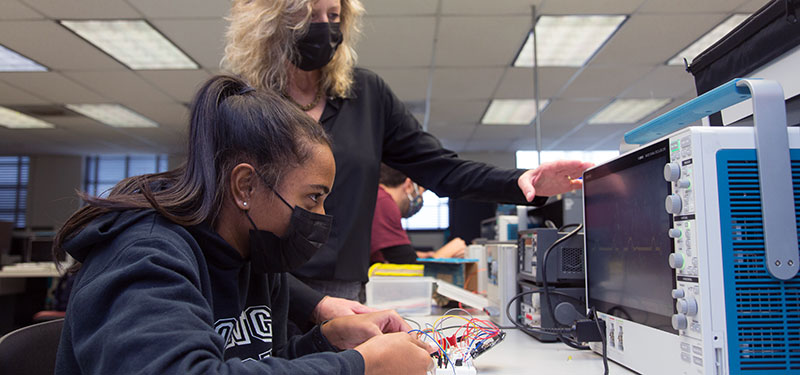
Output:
[26, 155, 83, 230]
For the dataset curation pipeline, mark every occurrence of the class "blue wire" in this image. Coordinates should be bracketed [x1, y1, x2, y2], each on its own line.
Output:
[408, 329, 456, 375]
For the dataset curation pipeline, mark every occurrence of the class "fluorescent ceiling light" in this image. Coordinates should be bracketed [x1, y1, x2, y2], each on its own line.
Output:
[0, 44, 47, 72]
[481, 99, 550, 125]
[0, 107, 54, 129]
[60, 20, 198, 70]
[668, 14, 750, 66]
[588, 98, 671, 124]
[66, 104, 159, 128]
[514, 15, 626, 67]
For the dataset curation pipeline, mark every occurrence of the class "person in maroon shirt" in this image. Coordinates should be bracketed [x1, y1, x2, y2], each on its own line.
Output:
[370, 165, 466, 264]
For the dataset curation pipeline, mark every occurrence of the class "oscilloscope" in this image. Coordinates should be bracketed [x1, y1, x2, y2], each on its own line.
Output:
[583, 79, 799, 375]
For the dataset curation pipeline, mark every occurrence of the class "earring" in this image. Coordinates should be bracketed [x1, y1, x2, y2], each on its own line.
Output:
[243, 202, 248, 207]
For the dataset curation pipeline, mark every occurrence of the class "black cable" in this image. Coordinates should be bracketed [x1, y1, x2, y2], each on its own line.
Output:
[541, 224, 582, 324]
[591, 306, 609, 375]
[505, 289, 574, 336]
[541, 224, 586, 349]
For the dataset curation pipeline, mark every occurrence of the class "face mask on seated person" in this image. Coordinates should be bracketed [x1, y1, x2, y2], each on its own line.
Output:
[403, 183, 424, 218]
[244, 187, 333, 274]
[291, 22, 343, 71]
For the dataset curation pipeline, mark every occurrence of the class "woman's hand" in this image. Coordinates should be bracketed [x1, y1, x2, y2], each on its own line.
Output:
[517, 160, 595, 201]
[321, 310, 412, 350]
[355, 332, 436, 375]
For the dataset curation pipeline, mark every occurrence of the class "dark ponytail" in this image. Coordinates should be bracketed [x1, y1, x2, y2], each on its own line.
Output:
[54, 75, 330, 268]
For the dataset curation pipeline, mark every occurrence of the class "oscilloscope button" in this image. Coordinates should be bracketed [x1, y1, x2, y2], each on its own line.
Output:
[665, 194, 683, 214]
[664, 163, 681, 181]
[669, 253, 686, 269]
[672, 314, 688, 330]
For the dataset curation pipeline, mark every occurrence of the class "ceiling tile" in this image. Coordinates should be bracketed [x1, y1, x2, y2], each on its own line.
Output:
[431, 67, 504, 100]
[21, 0, 142, 19]
[127, 0, 229, 19]
[495, 67, 578, 99]
[137, 70, 211, 103]
[540, 0, 645, 14]
[427, 124, 476, 142]
[619, 65, 696, 98]
[0, 0, 43, 20]
[124, 102, 190, 127]
[436, 16, 530, 67]
[509, 137, 564, 151]
[358, 16, 435, 68]
[463, 139, 513, 152]
[639, 0, 748, 13]
[63, 71, 175, 103]
[441, 0, 543, 15]
[150, 18, 227, 69]
[368, 67, 429, 101]
[560, 66, 652, 98]
[590, 13, 728, 66]
[0, 80, 48, 105]
[362, 0, 437, 16]
[428, 100, 489, 127]
[539, 99, 610, 138]
[0, 72, 106, 103]
[0, 21, 126, 71]
[439, 138, 467, 152]
[472, 125, 536, 140]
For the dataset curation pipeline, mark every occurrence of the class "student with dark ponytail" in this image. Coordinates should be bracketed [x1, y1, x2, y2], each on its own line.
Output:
[53, 75, 435, 375]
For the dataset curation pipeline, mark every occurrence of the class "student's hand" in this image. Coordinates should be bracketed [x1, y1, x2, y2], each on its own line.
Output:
[321, 310, 412, 350]
[517, 160, 595, 201]
[312, 296, 378, 323]
[355, 332, 436, 375]
[434, 238, 466, 258]
[415, 251, 434, 259]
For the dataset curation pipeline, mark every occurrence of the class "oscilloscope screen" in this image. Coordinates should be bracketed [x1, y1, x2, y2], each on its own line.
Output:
[583, 139, 677, 334]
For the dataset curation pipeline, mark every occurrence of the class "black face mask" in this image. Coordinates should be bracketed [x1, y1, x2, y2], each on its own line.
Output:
[291, 22, 343, 71]
[245, 189, 333, 274]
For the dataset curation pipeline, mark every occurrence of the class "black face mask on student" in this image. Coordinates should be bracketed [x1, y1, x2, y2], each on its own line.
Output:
[244, 189, 332, 274]
[291, 22, 343, 71]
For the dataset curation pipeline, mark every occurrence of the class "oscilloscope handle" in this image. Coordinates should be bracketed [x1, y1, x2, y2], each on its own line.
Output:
[625, 78, 797, 280]
[623, 78, 750, 145]
[738, 79, 798, 281]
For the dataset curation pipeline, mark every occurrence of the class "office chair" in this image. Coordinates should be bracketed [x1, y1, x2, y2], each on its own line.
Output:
[0, 318, 64, 375]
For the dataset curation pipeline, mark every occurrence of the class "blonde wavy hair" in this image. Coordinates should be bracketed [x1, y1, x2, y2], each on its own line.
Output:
[223, 0, 364, 98]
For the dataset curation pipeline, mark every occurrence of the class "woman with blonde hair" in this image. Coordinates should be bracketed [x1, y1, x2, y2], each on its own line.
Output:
[223, 0, 592, 316]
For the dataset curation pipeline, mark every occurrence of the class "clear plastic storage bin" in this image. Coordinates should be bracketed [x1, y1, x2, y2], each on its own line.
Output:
[365, 276, 434, 316]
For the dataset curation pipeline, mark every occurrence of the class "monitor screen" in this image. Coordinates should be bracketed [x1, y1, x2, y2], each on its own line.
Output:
[583, 139, 677, 334]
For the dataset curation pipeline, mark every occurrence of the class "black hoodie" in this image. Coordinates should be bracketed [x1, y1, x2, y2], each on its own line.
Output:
[55, 209, 364, 375]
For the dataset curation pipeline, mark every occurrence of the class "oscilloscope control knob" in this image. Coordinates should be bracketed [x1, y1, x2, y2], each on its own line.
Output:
[665, 194, 682, 214]
[664, 163, 681, 182]
[677, 179, 691, 189]
[672, 314, 688, 330]
[668, 228, 682, 238]
[671, 289, 685, 299]
[676, 296, 698, 316]
[669, 253, 686, 269]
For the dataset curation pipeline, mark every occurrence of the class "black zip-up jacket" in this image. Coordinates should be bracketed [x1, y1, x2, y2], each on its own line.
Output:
[290, 68, 545, 294]
[55, 210, 364, 375]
